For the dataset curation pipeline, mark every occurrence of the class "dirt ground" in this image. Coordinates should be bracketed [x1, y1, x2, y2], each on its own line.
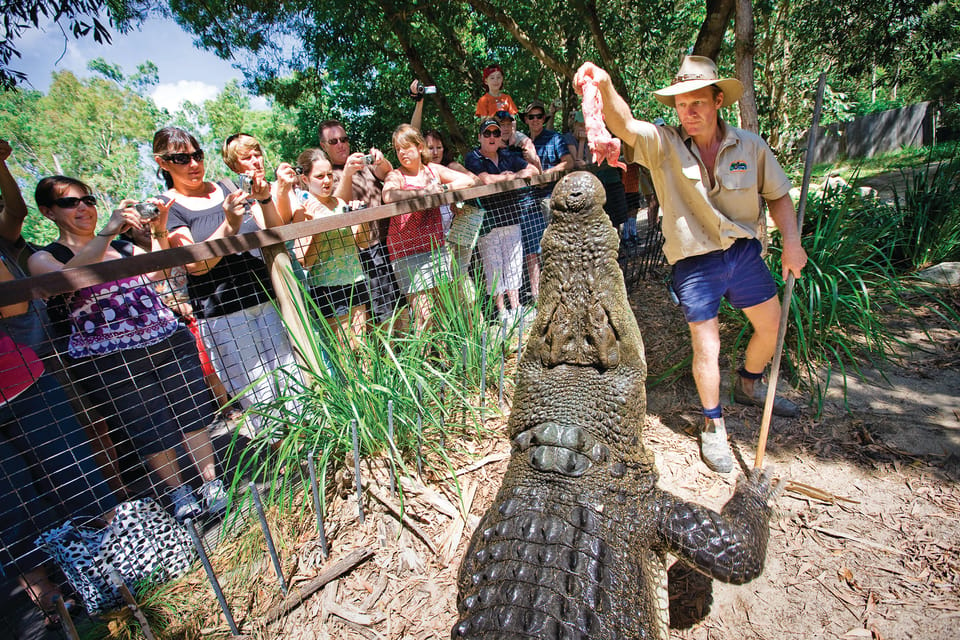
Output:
[254, 274, 960, 640]
[10, 270, 957, 640]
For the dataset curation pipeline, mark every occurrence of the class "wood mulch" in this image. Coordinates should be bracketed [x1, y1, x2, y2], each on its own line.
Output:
[122, 271, 960, 639]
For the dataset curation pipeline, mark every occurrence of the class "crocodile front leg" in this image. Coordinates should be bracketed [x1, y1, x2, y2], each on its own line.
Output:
[656, 470, 777, 584]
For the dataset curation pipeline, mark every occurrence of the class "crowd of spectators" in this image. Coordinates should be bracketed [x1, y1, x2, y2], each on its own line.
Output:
[0, 64, 661, 625]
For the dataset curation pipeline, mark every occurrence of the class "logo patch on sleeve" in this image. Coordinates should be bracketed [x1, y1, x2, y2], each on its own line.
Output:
[729, 161, 748, 173]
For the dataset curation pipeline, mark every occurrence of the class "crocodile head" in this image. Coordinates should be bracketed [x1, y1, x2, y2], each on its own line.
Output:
[510, 171, 651, 478]
[526, 171, 646, 372]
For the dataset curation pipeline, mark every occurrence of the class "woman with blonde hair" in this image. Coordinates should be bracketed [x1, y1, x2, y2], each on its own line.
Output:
[221, 133, 294, 225]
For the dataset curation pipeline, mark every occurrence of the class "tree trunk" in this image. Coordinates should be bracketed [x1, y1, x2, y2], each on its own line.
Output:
[735, 0, 759, 133]
[693, 0, 735, 60]
[467, 0, 575, 81]
[378, 0, 469, 153]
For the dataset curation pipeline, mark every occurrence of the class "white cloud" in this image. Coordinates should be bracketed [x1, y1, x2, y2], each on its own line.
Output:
[151, 80, 221, 113]
[250, 95, 271, 112]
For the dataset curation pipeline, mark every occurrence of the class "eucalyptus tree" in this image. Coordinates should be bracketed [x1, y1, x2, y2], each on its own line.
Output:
[0, 64, 161, 201]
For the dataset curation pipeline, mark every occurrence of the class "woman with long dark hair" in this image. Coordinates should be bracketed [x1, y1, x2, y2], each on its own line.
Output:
[153, 127, 296, 436]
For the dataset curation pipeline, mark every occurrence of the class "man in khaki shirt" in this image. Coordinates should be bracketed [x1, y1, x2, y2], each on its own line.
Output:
[574, 56, 807, 473]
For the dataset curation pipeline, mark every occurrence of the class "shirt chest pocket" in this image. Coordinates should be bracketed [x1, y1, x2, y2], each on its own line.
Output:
[717, 161, 757, 191]
[681, 159, 703, 184]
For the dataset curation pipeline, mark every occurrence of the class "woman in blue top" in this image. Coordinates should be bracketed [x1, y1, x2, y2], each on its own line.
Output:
[464, 119, 540, 324]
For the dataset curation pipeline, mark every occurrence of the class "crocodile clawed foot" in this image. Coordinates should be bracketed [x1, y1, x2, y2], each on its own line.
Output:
[735, 468, 782, 506]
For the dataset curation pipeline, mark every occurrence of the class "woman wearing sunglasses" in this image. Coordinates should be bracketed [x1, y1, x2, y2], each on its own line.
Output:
[27, 176, 227, 521]
[463, 119, 540, 325]
[152, 127, 295, 437]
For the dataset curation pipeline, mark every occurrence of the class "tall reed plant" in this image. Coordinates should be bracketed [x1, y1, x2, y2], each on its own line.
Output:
[224, 257, 509, 514]
[889, 151, 960, 271]
[760, 182, 955, 413]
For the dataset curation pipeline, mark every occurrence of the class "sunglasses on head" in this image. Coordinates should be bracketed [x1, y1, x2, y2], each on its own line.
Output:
[162, 150, 205, 165]
[51, 195, 97, 209]
[482, 129, 501, 138]
[324, 136, 350, 146]
[526, 112, 545, 120]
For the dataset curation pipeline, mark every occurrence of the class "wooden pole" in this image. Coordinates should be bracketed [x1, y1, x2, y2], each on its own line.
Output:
[263, 548, 374, 624]
[261, 242, 325, 381]
[754, 72, 827, 469]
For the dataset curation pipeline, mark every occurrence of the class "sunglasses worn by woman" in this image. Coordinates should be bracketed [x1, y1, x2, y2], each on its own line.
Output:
[163, 150, 205, 165]
[50, 195, 97, 208]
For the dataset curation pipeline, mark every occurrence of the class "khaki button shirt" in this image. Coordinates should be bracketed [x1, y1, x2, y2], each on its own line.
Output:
[623, 119, 792, 264]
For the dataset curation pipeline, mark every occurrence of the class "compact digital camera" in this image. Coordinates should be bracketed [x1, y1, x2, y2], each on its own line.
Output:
[133, 202, 160, 221]
[362, 154, 376, 165]
[417, 84, 437, 96]
[237, 174, 254, 193]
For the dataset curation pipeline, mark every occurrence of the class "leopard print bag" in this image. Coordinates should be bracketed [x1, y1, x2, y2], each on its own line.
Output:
[35, 498, 197, 613]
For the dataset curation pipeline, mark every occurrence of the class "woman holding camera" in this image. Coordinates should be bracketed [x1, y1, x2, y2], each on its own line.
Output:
[27, 175, 227, 521]
[273, 149, 370, 349]
[221, 132, 294, 225]
[154, 127, 296, 436]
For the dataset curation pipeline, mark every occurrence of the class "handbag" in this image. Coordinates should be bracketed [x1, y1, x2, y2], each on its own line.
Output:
[35, 498, 197, 613]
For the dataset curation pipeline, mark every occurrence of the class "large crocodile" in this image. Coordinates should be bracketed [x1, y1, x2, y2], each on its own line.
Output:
[453, 172, 777, 640]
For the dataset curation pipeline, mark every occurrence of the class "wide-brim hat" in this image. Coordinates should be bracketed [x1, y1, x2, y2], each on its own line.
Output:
[653, 55, 743, 108]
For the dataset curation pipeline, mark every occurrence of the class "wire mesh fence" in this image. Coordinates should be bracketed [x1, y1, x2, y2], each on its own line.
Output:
[0, 168, 663, 636]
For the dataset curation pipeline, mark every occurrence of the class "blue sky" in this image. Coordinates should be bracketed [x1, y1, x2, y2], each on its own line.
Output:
[15, 15, 257, 112]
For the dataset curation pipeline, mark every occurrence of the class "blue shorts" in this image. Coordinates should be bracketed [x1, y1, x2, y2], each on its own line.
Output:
[671, 238, 777, 323]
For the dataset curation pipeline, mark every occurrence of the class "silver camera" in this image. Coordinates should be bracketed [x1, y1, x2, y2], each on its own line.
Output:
[419, 85, 437, 95]
[133, 202, 160, 221]
[362, 154, 376, 165]
[237, 174, 254, 193]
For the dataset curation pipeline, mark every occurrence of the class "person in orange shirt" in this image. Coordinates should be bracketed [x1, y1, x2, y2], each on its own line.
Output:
[475, 64, 518, 119]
